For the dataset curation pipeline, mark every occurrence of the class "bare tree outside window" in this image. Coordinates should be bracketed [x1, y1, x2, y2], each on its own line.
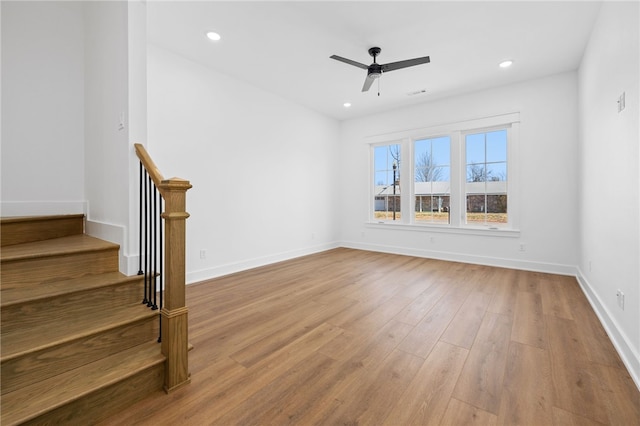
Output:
[415, 150, 444, 182]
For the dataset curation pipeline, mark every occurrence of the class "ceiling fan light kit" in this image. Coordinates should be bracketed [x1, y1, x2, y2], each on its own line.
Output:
[330, 46, 430, 94]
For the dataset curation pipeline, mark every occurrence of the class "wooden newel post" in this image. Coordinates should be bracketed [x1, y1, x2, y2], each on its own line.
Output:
[159, 177, 192, 393]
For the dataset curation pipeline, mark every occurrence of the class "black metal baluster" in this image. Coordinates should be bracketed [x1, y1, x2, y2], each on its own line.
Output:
[147, 175, 153, 307]
[138, 162, 144, 277]
[142, 170, 149, 306]
[158, 196, 163, 343]
[151, 185, 158, 310]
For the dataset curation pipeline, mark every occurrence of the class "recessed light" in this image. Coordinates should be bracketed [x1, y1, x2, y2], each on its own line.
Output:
[343, 102, 352, 108]
[499, 60, 513, 68]
[206, 31, 221, 41]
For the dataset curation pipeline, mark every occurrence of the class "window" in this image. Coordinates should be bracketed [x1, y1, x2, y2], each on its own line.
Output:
[414, 136, 451, 224]
[465, 130, 508, 226]
[368, 113, 519, 232]
[373, 144, 401, 221]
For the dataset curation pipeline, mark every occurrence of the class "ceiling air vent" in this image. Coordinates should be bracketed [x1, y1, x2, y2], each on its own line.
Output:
[406, 89, 427, 96]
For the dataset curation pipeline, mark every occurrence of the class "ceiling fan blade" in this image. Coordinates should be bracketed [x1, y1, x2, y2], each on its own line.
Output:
[362, 75, 376, 92]
[330, 55, 369, 70]
[381, 56, 430, 72]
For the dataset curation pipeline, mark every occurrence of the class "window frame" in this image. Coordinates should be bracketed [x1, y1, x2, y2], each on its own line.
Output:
[367, 113, 520, 237]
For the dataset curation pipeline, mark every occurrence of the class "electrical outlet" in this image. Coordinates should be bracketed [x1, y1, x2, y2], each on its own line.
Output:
[199, 249, 206, 260]
[616, 290, 625, 310]
[519, 243, 526, 252]
[430, 236, 435, 243]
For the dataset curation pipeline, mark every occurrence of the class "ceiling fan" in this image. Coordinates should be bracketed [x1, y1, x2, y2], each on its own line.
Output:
[330, 47, 430, 93]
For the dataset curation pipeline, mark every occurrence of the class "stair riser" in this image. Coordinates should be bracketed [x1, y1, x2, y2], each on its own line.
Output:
[1, 249, 119, 287]
[1, 215, 84, 247]
[1, 316, 159, 396]
[18, 363, 164, 426]
[1, 280, 147, 332]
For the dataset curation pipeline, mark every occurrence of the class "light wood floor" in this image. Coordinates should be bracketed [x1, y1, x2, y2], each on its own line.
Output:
[100, 248, 639, 425]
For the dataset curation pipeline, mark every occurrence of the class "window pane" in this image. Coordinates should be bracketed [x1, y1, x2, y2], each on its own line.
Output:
[466, 133, 485, 164]
[467, 164, 486, 183]
[415, 195, 450, 224]
[486, 130, 507, 162]
[433, 166, 450, 182]
[374, 144, 401, 221]
[487, 162, 507, 181]
[465, 129, 508, 226]
[432, 137, 450, 165]
[375, 171, 390, 186]
[414, 136, 450, 224]
[487, 194, 508, 215]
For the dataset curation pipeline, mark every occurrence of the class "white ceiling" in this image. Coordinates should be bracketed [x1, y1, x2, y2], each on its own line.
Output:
[147, 1, 602, 121]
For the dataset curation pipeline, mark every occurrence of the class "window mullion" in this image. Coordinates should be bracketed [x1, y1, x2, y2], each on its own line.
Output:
[449, 131, 462, 227]
[401, 138, 412, 224]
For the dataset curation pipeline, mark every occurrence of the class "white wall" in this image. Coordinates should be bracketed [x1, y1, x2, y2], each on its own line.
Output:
[339, 72, 580, 274]
[1, 1, 85, 216]
[147, 45, 340, 283]
[578, 1, 639, 386]
[83, 1, 133, 272]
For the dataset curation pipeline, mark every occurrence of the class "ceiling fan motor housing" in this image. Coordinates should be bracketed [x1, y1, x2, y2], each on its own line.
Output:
[368, 47, 382, 77]
[368, 64, 382, 78]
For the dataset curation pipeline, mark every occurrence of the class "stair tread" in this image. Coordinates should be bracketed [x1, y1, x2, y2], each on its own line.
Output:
[0, 341, 165, 426]
[1, 304, 159, 361]
[0, 234, 119, 262]
[1, 271, 143, 307]
[0, 214, 84, 224]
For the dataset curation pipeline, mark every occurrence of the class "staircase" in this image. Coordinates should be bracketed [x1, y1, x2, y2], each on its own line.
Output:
[1, 215, 165, 425]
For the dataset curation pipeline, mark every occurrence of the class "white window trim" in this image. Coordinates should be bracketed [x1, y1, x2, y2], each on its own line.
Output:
[367, 112, 520, 238]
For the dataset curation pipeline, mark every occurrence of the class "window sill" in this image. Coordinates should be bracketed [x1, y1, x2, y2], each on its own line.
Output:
[365, 221, 520, 238]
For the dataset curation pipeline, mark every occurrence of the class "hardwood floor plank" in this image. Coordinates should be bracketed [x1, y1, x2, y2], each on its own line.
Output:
[452, 312, 512, 414]
[316, 349, 425, 426]
[394, 280, 448, 326]
[319, 319, 413, 372]
[551, 406, 607, 426]
[382, 341, 469, 425]
[566, 293, 625, 368]
[497, 341, 554, 425]
[440, 289, 492, 349]
[487, 268, 518, 317]
[593, 363, 640, 425]
[511, 291, 546, 349]
[440, 398, 498, 425]
[539, 274, 574, 319]
[229, 296, 356, 367]
[545, 315, 610, 424]
[183, 321, 346, 425]
[398, 283, 469, 358]
[213, 351, 337, 425]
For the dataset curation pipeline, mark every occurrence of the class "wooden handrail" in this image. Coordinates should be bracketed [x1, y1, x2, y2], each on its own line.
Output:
[134, 143, 192, 393]
[134, 143, 165, 191]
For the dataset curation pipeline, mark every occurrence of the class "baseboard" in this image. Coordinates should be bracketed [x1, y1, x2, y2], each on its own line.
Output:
[186, 241, 340, 284]
[0, 201, 86, 217]
[340, 240, 577, 276]
[576, 268, 640, 391]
